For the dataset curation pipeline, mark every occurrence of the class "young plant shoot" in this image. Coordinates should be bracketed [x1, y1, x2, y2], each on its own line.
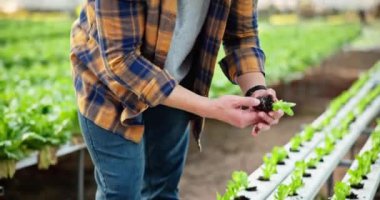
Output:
[288, 171, 304, 196]
[271, 146, 288, 165]
[290, 135, 302, 152]
[348, 169, 363, 188]
[333, 181, 353, 200]
[302, 125, 315, 142]
[275, 184, 290, 200]
[217, 171, 250, 200]
[254, 95, 296, 116]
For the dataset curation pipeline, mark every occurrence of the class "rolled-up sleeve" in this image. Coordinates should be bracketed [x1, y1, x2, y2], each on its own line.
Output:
[95, 0, 177, 107]
[219, 0, 265, 84]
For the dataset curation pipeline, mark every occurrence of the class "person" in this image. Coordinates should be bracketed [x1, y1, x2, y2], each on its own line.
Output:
[70, 0, 283, 199]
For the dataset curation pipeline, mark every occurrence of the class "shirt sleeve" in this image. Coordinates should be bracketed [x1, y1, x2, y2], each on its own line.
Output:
[95, 0, 177, 107]
[219, 0, 266, 84]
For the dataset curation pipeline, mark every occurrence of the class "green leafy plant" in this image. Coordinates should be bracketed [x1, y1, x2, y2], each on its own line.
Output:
[332, 181, 351, 200]
[348, 169, 363, 186]
[295, 161, 307, 176]
[288, 171, 304, 196]
[273, 100, 296, 116]
[261, 162, 277, 181]
[356, 152, 372, 175]
[314, 147, 327, 161]
[302, 125, 315, 142]
[275, 184, 290, 200]
[306, 157, 319, 169]
[324, 136, 335, 155]
[271, 146, 288, 164]
[217, 171, 249, 200]
[290, 135, 302, 152]
[331, 127, 345, 140]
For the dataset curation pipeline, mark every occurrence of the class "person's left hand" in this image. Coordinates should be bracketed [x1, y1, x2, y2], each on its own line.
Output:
[248, 88, 284, 136]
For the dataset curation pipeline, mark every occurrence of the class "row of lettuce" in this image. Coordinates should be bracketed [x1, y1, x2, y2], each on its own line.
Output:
[217, 62, 380, 200]
[0, 19, 79, 178]
[332, 125, 380, 200]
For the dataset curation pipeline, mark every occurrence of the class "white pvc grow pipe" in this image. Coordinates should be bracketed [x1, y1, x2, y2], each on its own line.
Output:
[332, 129, 380, 200]
[239, 73, 380, 199]
[267, 96, 380, 199]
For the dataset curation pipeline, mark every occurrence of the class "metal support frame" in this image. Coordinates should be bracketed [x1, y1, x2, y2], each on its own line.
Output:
[327, 174, 334, 197]
[78, 149, 85, 200]
[1, 142, 86, 200]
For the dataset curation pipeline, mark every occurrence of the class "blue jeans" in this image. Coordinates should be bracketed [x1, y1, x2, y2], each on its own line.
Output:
[78, 105, 190, 200]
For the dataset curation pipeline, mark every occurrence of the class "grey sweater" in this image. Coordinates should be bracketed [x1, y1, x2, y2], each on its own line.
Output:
[164, 0, 211, 82]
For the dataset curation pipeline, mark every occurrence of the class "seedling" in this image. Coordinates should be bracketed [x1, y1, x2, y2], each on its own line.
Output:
[255, 96, 296, 116]
[271, 146, 288, 165]
[302, 125, 315, 142]
[306, 157, 319, 169]
[331, 127, 345, 140]
[295, 161, 309, 177]
[290, 135, 302, 152]
[314, 147, 327, 161]
[369, 147, 380, 163]
[288, 171, 304, 196]
[356, 152, 372, 175]
[261, 162, 277, 181]
[217, 171, 250, 200]
[275, 184, 290, 200]
[348, 169, 363, 188]
[324, 136, 335, 155]
[333, 181, 352, 200]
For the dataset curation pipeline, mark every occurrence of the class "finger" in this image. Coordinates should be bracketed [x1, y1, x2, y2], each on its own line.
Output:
[251, 125, 260, 136]
[251, 123, 271, 136]
[269, 110, 284, 119]
[251, 89, 267, 98]
[257, 123, 270, 131]
[258, 112, 276, 125]
[267, 88, 278, 101]
[235, 96, 260, 108]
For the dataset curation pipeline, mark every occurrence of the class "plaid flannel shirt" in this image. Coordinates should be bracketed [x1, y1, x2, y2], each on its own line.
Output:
[70, 0, 265, 150]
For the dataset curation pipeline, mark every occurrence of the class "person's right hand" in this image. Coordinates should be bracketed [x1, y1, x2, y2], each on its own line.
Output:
[206, 95, 262, 129]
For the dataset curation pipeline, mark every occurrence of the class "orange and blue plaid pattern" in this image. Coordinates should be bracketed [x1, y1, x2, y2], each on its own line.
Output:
[70, 0, 265, 147]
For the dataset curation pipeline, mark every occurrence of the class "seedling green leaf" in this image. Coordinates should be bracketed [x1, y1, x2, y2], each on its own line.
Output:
[275, 184, 290, 200]
[273, 100, 296, 116]
[333, 181, 351, 200]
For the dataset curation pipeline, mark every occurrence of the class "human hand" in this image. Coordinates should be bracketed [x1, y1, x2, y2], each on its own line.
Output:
[248, 88, 284, 136]
[207, 95, 264, 129]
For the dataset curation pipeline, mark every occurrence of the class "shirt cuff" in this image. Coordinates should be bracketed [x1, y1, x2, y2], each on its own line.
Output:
[219, 47, 265, 84]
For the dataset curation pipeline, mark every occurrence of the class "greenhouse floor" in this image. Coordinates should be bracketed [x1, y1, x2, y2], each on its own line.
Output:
[1, 50, 380, 200]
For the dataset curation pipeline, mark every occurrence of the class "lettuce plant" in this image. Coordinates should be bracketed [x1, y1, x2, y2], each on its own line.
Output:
[331, 127, 345, 140]
[295, 161, 307, 176]
[302, 125, 315, 142]
[324, 136, 335, 155]
[261, 162, 277, 181]
[333, 181, 351, 200]
[290, 135, 302, 152]
[356, 152, 372, 175]
[271, 146, 288, 164]
[314, 147, 327, 161]
[306, 157, 319, 169]
[275, 184, 290, 200]
[217, 171, 249, 200]
[348, 169, 362, 186]
[273, 100, 296, 116]
[288, 171, 304, 196]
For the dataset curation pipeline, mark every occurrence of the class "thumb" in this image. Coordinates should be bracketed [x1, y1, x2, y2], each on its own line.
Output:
[234, 96, 260, 108]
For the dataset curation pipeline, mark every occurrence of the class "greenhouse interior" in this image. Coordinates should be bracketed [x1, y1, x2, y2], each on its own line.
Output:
[1, 0, 380, 199]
